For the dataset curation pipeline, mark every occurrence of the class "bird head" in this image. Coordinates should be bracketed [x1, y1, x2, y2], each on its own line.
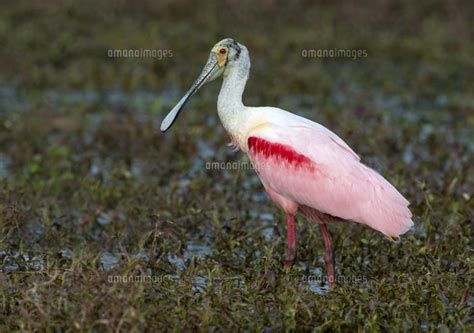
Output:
[160, 38, 243, 132]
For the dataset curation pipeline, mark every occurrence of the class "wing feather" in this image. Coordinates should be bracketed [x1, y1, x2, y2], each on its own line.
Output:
[246, 109, 413, 239]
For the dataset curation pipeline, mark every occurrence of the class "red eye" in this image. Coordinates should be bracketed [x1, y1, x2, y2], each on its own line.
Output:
[219, 48, 227, 55]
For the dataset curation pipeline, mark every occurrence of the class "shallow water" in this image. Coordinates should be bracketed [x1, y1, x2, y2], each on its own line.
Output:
[1, 18, 472, 328]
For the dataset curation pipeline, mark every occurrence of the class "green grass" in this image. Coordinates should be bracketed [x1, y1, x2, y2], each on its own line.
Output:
[0, 1, 473, 331]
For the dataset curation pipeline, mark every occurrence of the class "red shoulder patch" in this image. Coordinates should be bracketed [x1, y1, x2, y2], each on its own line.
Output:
[248, 136, 315, 171]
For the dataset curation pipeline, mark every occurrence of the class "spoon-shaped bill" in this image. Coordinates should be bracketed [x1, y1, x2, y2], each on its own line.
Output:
[160, 89, 194, 132]
[160, 55, 221, 132]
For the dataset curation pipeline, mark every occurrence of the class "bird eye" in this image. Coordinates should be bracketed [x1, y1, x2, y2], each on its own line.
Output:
[219, 48, 227, 55]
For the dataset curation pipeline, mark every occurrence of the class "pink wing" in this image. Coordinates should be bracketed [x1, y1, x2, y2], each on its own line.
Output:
[246, 121, 413, 240]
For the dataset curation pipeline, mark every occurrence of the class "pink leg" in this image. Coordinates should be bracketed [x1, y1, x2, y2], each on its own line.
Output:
[320, 223, 335, 288]
[284, 213, 297, 268]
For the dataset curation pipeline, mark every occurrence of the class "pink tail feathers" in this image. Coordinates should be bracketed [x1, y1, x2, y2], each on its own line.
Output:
[360, 166, 414, 242]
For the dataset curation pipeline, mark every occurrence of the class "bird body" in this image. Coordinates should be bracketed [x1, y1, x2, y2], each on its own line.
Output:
[161, 38, 414, 287]
[222, 106, 413, 240]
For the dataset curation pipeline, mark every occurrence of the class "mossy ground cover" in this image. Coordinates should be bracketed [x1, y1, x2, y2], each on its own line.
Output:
[0, 1, 472, 331]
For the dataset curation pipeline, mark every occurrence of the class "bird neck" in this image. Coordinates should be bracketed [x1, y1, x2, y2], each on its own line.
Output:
[217, 56, 250, 141]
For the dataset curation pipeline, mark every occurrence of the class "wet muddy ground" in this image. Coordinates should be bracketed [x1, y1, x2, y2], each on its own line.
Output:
[0, 1, 473, 331]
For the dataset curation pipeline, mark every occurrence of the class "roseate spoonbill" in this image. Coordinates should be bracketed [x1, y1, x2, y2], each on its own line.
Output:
[161, 38, 413, 287]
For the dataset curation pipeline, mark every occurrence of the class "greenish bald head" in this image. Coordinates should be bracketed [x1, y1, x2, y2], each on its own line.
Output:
[160, 38, 244, 132]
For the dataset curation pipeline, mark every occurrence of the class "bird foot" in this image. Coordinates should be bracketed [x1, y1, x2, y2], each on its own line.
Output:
[326, 271, 335, 289]
[284, 258, 295, 269]
[284, 249, 296, 268]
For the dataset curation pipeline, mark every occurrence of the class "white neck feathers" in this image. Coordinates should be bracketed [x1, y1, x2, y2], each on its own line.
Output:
[217, 47, 251, 140]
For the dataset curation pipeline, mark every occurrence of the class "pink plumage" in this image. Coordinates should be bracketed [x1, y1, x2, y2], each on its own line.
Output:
[246, 115, 413, 242]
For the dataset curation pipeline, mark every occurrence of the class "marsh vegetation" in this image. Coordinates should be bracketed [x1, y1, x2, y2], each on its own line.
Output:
[0, 1, 472, 331]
